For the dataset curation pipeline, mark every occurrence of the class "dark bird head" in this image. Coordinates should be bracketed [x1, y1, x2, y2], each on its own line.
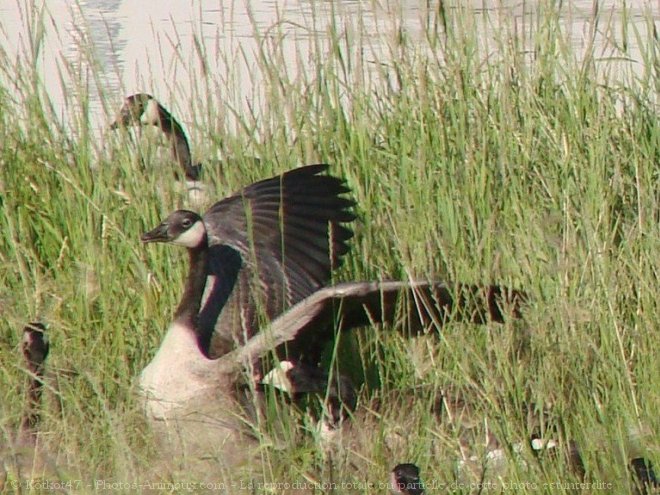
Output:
[22, 322, 49, 372]
[110, 93, 158, 129]
[391, 463, 424, 495]
[142, 210, 207, 248]
[631, 457, 658, 492]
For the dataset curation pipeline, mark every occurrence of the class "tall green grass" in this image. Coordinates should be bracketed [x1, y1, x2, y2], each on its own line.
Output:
[1, 1, 657, 493]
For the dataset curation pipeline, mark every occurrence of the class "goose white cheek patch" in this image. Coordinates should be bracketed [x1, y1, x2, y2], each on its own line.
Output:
[261, 360, 295, 394]
[172, 221, 206, 248]
[141, 98, 160, 125]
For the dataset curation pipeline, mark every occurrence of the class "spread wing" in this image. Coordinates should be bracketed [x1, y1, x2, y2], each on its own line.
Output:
[197, 164, 356, 358]
[215, 280, 527, 376]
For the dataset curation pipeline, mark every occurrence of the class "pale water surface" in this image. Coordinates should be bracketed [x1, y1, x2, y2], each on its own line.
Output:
[0, 0, 657, 134]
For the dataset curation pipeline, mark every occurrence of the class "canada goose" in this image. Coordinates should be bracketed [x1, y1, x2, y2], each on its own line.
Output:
[19, 322, 49, 440]
[140, 164, 356, 417]
[1, 323, 57, 484]
[390, 463, 424, 495]
[139, 165, 526, 473]
[131, 167, 652, 486]
[110, 93, 201, 181]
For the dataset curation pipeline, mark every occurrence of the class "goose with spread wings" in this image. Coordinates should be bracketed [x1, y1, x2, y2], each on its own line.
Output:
[139, 164, 357, 419]
[139, 164, 525, 425]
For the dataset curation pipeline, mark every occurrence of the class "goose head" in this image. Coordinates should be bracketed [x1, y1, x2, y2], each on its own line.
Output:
[110, 93, 161, 129]
[141, 210, 207, 249]
[22, 322, 49, 372]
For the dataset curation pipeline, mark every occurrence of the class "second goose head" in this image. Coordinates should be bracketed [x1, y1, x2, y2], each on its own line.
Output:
[110, 93, 158, 129]
[111, 93, 201, 181]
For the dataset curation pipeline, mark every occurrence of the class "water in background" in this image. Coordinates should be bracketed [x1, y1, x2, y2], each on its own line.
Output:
[0, 0, 657, 134]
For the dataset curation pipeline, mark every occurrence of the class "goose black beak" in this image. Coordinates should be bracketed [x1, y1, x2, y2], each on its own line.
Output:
[141, 223, 170, 243]
[109, 103, 138, 130]
[109, 111, 129, 130]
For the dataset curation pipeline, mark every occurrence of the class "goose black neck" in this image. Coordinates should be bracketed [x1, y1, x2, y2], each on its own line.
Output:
[156, 105, 196, 180]
[173, 242, 209, 330]
[21, 363, 46, 434]
[171, 133, 197, 180]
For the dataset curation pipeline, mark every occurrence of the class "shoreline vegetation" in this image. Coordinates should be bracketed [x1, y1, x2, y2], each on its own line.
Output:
[1, 1, 657, 492]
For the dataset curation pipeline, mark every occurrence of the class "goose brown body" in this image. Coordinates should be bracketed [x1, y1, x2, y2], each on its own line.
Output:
[198, 164, 355, 360]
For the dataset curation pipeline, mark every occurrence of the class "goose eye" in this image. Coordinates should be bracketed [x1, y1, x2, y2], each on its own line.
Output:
[182, 218, 193, 228]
